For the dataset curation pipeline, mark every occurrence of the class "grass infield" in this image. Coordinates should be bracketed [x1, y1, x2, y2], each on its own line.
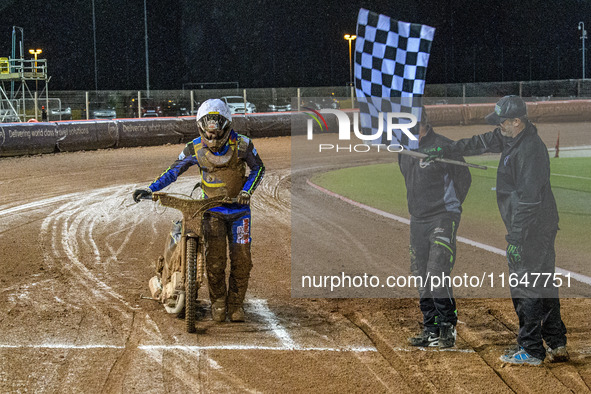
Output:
[311, 156, 591, 255]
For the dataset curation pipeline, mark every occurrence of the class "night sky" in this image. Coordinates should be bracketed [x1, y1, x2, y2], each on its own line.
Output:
[0, 0, 589, 90]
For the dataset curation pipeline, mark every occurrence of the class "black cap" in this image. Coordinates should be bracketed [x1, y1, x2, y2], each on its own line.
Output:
[485, 95, 527, 125]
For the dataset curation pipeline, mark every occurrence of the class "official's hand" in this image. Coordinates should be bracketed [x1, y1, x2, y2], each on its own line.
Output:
[421, 145, 451, 163]
[506, 243, 522, 265]
[133, 188, 152, 203]
[237, 190, 251, 205]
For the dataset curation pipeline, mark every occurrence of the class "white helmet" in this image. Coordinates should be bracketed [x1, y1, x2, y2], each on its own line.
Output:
[196, 99, 233, 151]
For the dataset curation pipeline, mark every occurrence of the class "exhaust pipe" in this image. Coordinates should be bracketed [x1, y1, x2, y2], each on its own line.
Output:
[164, 290, 185, 314]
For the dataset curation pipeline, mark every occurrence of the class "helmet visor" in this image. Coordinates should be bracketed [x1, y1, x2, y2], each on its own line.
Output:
[199, 115, 229, 136]
[198, 114, 231, 149]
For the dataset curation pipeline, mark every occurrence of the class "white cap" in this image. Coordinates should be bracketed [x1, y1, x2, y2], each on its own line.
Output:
[196, 99, 232, 122]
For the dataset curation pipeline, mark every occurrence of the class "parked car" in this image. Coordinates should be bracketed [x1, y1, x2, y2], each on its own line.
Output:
[162, 99, 191, 116]
[142, 109, 159, 118]
[140, 100, 163, 118]
[302, 97, 340, 110]
[220, 96, 256, 114]
[91, 107, 117, 119]
[50, 107, 72, 120]
[137, 100, 190, 117]
[267, 99, 292, 112]
[85, 103, 116, 119]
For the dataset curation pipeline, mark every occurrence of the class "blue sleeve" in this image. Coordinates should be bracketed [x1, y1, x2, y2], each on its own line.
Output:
[148, 144, 198, 192]
[241, 138, 265, 194]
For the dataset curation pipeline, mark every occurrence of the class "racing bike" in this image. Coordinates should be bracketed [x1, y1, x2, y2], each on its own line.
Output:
[145, 192, 232, 333]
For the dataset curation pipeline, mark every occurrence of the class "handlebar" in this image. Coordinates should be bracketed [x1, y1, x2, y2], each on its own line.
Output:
[137, 194, 237, 204]
[151, 192, 238, 205]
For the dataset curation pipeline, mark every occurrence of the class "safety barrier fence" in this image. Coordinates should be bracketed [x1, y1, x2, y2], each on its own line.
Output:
[1, 100, 590, 157]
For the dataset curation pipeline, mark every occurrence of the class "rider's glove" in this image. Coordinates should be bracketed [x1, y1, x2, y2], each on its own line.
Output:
[133, 187, 152, 203]
[237, 190, 251, 205]
[506, 243, 522, 265]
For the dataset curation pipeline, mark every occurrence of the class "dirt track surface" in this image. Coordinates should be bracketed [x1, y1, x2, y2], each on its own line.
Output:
[1, 124, 590, 393]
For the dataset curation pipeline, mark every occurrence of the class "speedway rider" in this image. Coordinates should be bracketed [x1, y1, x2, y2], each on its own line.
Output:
[133, 98, 265, 322]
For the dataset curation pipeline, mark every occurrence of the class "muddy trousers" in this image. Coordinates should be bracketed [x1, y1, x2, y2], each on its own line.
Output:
[508, 227, 567, 360]
[410, 213, 460, 332]
[203, 210, 253, 309]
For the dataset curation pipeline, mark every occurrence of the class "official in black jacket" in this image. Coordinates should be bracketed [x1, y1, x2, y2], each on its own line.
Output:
[399, 116, 471, 349]
[428, 96, 568, 365]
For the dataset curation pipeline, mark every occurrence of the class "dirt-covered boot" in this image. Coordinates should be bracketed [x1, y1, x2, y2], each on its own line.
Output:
[438, 322, 457, 348]
[228, 305, 245, 322]
[408, 328, 439, 347]
[547, 345, 569, 362]
[211, 298, 226, 322]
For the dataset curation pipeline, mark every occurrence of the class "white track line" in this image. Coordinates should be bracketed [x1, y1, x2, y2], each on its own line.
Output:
[393, 346, 475, 353]
[57, 199, 137, 307]
[0, 343, 376, 352]
[306, 179, 591, 287]
[138, 345, 377, 352]
[306, 179, 410, 225]
[0, 192, 85, 217]
[0, 343, 481, 353]
[249, 298, 297, 349]
[550, 173, 591, 180]
[480, 163, 591, 181]
[0, 344, 124, 349]
[39, 186, 140, 310]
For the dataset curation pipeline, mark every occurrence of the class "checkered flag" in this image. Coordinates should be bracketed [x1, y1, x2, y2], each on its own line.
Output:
[355, 8, 435, 149]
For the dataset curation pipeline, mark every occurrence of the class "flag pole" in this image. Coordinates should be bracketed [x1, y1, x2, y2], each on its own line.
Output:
[397, 149, 488, 170]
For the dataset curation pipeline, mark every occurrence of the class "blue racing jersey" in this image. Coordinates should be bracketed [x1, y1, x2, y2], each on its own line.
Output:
[148, 130, 265, 214]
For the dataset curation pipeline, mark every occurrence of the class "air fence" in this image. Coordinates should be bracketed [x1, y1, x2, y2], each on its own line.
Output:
[1, 79, 591, 157]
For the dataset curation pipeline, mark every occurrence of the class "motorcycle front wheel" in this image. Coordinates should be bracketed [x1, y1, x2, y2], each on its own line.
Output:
[185, 237, 198, 333]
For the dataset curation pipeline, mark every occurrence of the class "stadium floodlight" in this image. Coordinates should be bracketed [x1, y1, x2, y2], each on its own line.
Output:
[579, 22, 587, 80]
[344, 34, 357, 87]
[28, 48, 42, 72]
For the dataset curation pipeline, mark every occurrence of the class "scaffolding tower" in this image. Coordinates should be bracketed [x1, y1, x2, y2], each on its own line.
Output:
[0, 26, 50, 122]
[0, 56, 49, 122]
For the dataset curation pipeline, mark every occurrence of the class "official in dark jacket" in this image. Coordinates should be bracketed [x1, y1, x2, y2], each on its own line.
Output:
[428, 96, 568, 365]
[399, 116, 471, 349]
